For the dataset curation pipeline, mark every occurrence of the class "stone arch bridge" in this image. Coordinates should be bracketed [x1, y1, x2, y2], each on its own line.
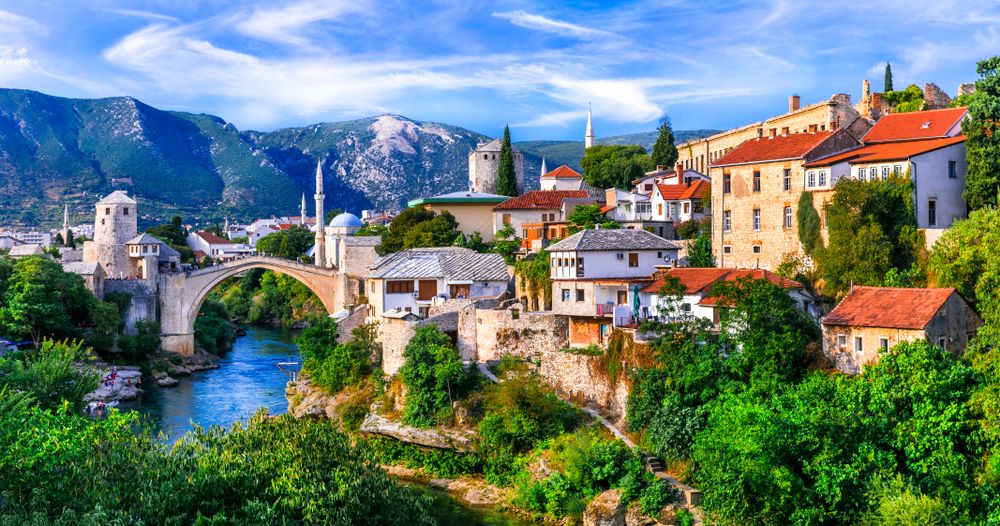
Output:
[158, 256, 345, 355]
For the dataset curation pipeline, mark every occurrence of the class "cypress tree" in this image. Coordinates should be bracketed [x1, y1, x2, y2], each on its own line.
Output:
[796, 191, 822, 256]
[496, 126, 518, 197]
[884, 62, 894, 92]
[651, 117, 678, 168]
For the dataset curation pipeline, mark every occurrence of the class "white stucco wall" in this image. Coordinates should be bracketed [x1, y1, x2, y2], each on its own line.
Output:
[549, 249, 676, 279]
[911, 144, 968, 229]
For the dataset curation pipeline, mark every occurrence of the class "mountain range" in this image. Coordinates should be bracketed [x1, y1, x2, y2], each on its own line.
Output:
[0, 88, 718, 228]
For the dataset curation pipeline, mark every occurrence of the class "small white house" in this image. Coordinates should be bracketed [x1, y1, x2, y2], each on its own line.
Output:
[187, 231, 254, 261]
[367, 247, 510, 319]
[547, 228, 681, 346]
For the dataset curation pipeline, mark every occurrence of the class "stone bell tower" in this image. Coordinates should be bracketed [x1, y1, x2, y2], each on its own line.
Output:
[83, 190, 137, 279]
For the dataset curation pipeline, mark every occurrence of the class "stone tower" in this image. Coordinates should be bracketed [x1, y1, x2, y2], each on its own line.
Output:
[313, 160, 326, 266]
[585, 103, 595, 149]
[468, 138, 524, 194]
[300, 193, 307, 225]
[84, 190, 137, 279]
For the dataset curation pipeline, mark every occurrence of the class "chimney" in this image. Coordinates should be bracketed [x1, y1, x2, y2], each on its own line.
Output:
[789, 95, 801, 112]
[675, 163, 684, 179]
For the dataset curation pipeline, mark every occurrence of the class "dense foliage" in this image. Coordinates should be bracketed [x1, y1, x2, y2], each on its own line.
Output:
[376, 207, 461, 256]
[651, 117, 678, 168]
[796, 190, 822, 257]
[580, 144, 653, 190]
[0, 339, 99, 412]
[496, 125, 518, 197]
[298, 319, 377, 393]
[817, 175, 925, 297]
[883, 84, 925, 113]
[399, 325, 475, 427]
[567, 204, 619, 233]
[193, 301, 234, 355]
[146, 216, 194, 262]
[514, 250, 552, 306]
[255, 225, 314, 260]
[963, 56, 1000, 210]
[0, 256, 94, 346]
[687, 232, 713, 267]
[215, 268, 325, 327]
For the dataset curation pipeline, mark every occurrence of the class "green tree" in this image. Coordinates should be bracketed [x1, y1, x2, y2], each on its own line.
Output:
[377, 207, 461, 256]
[0, 256, 94, 346]
[299, 320, 375, 394]
[885, 62, 893, 92]
[356, 223, 388, 237]
[514, 250, 552, 307]
[796, 190, 823, 257]
[580, 144, 653, 190]
[0, 339, 99, 411]
[84, 300, 122, 354]
[713, 276, 819, 387]
[497, 126, 518, 197]
[687, 231, 713, 267]
[489, 225, 521, 264]
[65, 229, 75, 249]
[256, 226, 314, 260]
[818, 175, 925, 297]
[324, 208, 346, 224]
[651, 117, 678, 168]
[399, 324, 471, 427]
[883, 84, 924, 112]
[963, 56, 1000, 210]
[567, 204, 619, 233]
[194, 301, 233, 355]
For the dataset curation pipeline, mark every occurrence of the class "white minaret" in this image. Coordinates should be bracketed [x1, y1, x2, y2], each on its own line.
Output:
[540, 157, 547, 177]
[585, 103, 595, 149]
[313, 160, 326, 266]
[300, 193, 307, 226]
[61, 204, 70, 245]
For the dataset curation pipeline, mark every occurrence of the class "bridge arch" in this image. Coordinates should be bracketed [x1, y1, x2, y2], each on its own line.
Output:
[159, 256, 344, 355]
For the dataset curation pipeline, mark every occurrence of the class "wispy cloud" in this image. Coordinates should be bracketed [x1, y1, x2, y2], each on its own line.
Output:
[235, 0, 369, 47]
[492, 10, 618, 40]
[100, 8, 179, 23]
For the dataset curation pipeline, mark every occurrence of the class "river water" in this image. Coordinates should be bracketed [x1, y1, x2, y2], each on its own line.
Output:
[122, 327, 531, 525]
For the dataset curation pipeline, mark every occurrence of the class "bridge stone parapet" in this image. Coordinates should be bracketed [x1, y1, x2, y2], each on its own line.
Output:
[159, 256, 346, 355]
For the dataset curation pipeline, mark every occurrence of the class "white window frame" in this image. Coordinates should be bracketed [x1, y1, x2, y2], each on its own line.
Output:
[783, 206, 792, 229]
[807, 171, 816, 188]
[752, 209, 760, 231]
[723, 210, 732, 232]
[854, 336, 863, 354]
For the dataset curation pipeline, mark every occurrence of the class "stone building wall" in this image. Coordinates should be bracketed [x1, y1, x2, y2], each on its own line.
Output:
[822, 325, 927, 374]
[677, 94, 861, 174]
[104, 279, 157, 333]
[923, 83, 952, 110]
[710, 129, 862, 270]
[335, 305, 370, 344]
[379, 311, 461, 376]
[474, 310, 568, 362]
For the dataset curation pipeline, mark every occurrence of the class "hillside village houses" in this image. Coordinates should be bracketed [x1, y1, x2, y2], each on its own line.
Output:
[821, 286, 981, 374]
[186, 230, 255, 262]
[548, 228, 680, 346]
[639, 267, 818, 325]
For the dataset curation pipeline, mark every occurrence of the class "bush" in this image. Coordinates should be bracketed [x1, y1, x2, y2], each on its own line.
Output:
[300, 322, 377, 394]
[367, 437, 484, 478]
[399, 325, 474, 428]
[194, 300, 234, 355]
[0, 339, 98, 411]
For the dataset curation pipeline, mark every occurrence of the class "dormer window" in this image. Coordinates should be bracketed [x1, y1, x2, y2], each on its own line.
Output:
[921, 121, 931, 129]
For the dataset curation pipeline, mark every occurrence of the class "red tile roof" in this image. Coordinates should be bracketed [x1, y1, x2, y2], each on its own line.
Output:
[861, 107, 967, 143]
[713, 131, 835, 166]
[803, 135, 966, 168]
[655, 179, 709, 201]
[599, 205, 616, 214]
[493, 190, 591, 210]
[823, 286, 957, 330]
[195, 230, 230, 244]
[542, 165, 583, 179]
[697, 269, 803, 306]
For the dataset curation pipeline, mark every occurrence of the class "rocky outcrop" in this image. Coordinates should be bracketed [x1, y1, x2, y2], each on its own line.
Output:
[585, 489, 627, 526]
[150, 369, 178, 387]
[360, 412, 479, 452]
[382, 465, 509, 507]
[923, 83, 952, 110]
[83, 366, 143, 402]
[285, 377, 343, 419]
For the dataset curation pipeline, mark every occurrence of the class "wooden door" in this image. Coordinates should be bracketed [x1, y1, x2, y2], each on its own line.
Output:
[449, 284, 470, 299]
[418, 280, 438, 300]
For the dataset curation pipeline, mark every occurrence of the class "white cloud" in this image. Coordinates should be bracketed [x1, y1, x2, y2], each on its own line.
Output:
[235, 0, 369, 47]
[0, 9, 41, 33]
[492, 10, 619, 40]
[100, 9, 180, 23]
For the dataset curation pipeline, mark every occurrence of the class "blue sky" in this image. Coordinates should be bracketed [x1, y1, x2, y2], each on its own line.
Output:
[0, 0, 996, 140]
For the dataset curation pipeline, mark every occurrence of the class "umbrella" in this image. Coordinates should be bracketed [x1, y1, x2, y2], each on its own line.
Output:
[631, 283, 641, 321]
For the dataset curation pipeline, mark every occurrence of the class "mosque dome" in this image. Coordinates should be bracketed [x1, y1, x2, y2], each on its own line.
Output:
[328, 212, 363, 228]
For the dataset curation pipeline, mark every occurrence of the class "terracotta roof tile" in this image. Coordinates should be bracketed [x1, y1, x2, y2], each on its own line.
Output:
[542, 165, 583, 179]
[862, 107, 967, 143]
[493, 190, 591, 210]
[641, 268, 802, 306]
[698, 269, 802, 306]
[195, 231, 230, 244]
[823, 286, 956, 330]
[803, 135, 965, 168]
[713, 131, 835, 166]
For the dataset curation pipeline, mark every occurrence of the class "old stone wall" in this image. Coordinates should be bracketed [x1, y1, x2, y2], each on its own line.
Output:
[822, 325, 926, 374]
[923, 83, 952, 110]
[536, 330, 652, 427]
[104, 279, 157, 333]
[475, 310, 568, 362]
[335, 305, 370, 344]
